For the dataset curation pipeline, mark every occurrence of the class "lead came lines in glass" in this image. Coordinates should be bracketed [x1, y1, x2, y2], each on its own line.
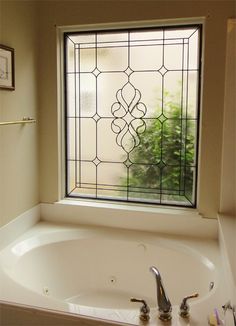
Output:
[64, 25, 201, 207]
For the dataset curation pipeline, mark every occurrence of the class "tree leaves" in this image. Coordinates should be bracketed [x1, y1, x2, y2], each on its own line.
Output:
[122, 92, 196, 203]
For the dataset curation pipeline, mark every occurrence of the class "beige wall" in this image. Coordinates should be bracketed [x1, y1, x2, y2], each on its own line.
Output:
[0, 1, 235, 227]
[220, 19, 236, 217]
[0, 1, 39, 227]
[39, 0, 236, 218]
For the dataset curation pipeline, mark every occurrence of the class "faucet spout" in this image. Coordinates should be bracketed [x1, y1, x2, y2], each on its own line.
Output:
[150, 266, 172, 321]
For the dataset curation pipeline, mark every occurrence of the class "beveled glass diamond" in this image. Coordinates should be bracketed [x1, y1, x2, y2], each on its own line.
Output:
[157, 160, 166, 169]
[92, 113, 101, 122]
[123, 159, 132, 168]
[157, 113, 167, 123]
[158, 65, 168, 76]
[92, 68, 101, 77]
[93, 157, 101, 166]
[124, 67, 134, 77]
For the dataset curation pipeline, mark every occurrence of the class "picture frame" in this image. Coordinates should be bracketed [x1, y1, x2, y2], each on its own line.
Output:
[0, 44, 15, 90]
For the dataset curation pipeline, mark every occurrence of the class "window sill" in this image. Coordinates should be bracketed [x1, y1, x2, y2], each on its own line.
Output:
[59, 197, 197, 214]
[40, 199, 218, 239]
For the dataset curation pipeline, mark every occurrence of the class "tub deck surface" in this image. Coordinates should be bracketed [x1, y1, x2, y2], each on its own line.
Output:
[0, 222, 229, 325]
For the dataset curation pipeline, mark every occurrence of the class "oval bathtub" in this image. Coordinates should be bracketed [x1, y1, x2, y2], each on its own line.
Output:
[0, 222, 222, 325]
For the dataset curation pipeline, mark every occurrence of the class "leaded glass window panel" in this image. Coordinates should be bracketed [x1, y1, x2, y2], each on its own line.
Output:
[64, 25, 202, 207]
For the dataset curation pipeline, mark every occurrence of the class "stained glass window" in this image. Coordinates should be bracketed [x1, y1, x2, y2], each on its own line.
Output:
[64, 25, 202, 207]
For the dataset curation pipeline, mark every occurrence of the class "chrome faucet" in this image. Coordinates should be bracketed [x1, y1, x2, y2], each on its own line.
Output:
[150, 266, 172, 321]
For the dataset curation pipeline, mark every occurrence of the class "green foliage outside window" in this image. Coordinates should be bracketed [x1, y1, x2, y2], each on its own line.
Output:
[121, 92, 196, 204]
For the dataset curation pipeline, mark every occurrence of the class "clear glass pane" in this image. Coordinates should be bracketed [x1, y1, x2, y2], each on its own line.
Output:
[66, 74, 75, 117]
[67, 161, 76, 194]
[164, 44, 183, 70]
[130, 30, 163, 42]
[79, 74, 96, 117]
[187, 71, 199, 119]
[66, 38, 75, 73]
[80, 48, 96, 72]
[69, 33, 96, 46]
[79, 161, 97, 187]
[164, 27, 198, 40]
[97, 73, 127, 117]
[97, 46, 128, 71]
[67, 118, 75, 160]
[130, 72, 163, 118]
[97, 32, 128, 44]
[129, 164, 161, 189]
[79, 118, 96, 161]
[97, 119, 125, 162]
[129, 119, 162, 164]
[130, 45, 163, 70]
[97, 163, 126, 189]
[189, 30, 200, 70]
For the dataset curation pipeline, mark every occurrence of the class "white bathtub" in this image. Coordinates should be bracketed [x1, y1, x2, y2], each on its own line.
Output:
[0, 222, 227, 325]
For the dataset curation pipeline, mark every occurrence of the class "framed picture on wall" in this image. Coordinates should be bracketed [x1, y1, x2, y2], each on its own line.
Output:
[0, 44, 15, 90]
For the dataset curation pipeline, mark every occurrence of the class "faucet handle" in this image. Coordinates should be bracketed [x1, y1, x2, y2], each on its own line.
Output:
[179, 293, 199, 318]
[130, 297, 150, 321]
